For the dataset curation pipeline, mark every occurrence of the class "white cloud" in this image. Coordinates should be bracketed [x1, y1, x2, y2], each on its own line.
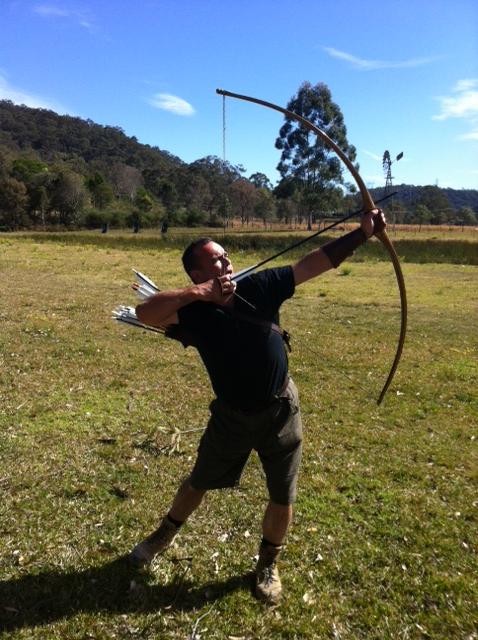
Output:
[433, 83, 478, 120]
[33, 5, 70, 17]
[0, 72, 68, 113]
[148, 93, 195, 116]
[453, 79, 478, 92]
[362, 150, 383, 162]
[459, 130, 478, 141]
[33, 4, 95, 32]
[433, 79, 478, 142]
[324, 47, 440, 70]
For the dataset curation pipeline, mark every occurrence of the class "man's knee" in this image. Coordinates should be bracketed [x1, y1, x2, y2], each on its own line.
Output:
[183, 476, 207, 498]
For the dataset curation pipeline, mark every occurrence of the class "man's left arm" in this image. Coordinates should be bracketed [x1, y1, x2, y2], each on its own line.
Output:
[292, 210, 386, 286]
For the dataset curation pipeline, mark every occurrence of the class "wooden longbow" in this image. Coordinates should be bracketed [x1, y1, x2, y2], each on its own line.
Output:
[217, 88, 407, 405]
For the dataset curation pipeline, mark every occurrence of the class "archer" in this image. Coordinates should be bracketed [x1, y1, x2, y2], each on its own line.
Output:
[127, 209, 385, 605]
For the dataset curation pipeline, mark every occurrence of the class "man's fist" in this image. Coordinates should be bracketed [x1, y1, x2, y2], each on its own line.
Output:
[372, 209, 386, 235]
[361, 209, 387, 238]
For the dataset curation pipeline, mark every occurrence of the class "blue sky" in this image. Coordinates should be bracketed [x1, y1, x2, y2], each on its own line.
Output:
[1, 0, 477, 190]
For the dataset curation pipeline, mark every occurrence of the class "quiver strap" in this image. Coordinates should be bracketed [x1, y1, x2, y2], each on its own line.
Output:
[164, 310, 291, 352]
[231, 311, 291, 352]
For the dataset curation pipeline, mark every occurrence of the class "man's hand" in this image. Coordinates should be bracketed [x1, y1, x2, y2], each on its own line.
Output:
[197, 274, 236, 305]
[361, 209, 387, 238]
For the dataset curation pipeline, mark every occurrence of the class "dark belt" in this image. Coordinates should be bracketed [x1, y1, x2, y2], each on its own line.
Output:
[277, 375, 290, 397]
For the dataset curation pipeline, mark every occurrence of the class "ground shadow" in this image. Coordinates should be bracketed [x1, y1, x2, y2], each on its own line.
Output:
[0, 557, 253, 632]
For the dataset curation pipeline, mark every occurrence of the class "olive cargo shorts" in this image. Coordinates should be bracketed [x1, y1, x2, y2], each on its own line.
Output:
[190, 378, 302, 505]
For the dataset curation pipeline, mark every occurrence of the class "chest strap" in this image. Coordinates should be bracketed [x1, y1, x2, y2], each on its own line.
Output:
[164, 310, 292, 353]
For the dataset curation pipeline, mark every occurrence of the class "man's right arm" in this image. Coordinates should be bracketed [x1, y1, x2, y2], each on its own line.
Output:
[136, 287, 200, 328]
[135, 275, 235, 328]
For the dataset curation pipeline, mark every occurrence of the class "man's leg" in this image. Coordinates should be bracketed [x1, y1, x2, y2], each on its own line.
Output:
[169, 476, 207, 521]
[262, 500, 292, 545]
[255, 500, 292, 604]
[128, 477, 206, 568]
[256, 380, 302, 604]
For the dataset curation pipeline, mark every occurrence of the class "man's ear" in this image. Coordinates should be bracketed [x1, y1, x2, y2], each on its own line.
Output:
[190, 269, 200, 284]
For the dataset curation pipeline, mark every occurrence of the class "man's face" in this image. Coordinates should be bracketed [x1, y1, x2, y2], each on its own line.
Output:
[190, 241, 233, 283]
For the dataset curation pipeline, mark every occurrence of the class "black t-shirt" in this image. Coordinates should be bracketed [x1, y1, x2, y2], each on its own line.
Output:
[177, 266, 295, 410]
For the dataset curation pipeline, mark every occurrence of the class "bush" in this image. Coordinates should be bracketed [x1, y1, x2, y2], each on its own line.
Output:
[80, 209, 110, 229]
[207, 213, 225, 228]
[123, 205, 166, 230]
[186, 209, 207, 227]
[108, 209, 128, 228]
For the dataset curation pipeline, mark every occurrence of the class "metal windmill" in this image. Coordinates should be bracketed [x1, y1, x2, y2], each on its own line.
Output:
[382, 150, 403, 230]
[383, 150, 403, 193]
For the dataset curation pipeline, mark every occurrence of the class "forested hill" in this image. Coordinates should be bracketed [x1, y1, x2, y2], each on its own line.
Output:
[0, 99, 246, 230]
[1, 99, 476, 213]
[369, 184, 478, 217]
[0, 99, 477, 231]
[0, 99, 182, 174]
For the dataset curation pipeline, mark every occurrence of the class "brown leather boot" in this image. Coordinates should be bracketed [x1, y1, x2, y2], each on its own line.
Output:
[128, 516, 179, 568]
[255, 542, 282, 605]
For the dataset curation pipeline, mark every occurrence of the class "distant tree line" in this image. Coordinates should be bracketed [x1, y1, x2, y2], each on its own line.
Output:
[368, 185, 478, 229]
[0, 94, 477, 231]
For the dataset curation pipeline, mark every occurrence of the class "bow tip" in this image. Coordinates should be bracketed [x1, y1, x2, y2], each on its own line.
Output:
[376, 388, 387, 405]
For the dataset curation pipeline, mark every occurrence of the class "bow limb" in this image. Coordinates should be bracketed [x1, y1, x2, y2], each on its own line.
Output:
[216, 88, 407, 404]
[374, 229, 407, 404]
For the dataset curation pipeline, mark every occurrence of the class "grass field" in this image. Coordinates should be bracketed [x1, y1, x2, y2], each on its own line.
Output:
[0, 232, 477, 639]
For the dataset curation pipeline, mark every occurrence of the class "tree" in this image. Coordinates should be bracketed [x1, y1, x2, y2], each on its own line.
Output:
[86, 172, 114, 210]
[0, 150, 10, 181]
[413, 204, 432, 231]
[135, 187, 154, 212]
[228, 179, 256, 225]
[0, 178, 29, 230]
[275, 81, 358, 229]
[50, 170, 88, 226]
[9, 156, 52, 226]
[275, 197, 297, 226]
[416, 186, 453, 225]
[254, 188, 276, 227]
[456, 206, 477, 228]
[11, 157, 49, 183]
[29, 184, 50, 228]
[182, 173, 211, 215]
[155, 178, 179, 214]
[110, 163, 143, 200]
[249, 172, 273, 190]
[188, 156, 243, 223]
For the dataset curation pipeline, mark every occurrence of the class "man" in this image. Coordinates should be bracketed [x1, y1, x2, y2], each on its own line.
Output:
[128, 209, 386, 605]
